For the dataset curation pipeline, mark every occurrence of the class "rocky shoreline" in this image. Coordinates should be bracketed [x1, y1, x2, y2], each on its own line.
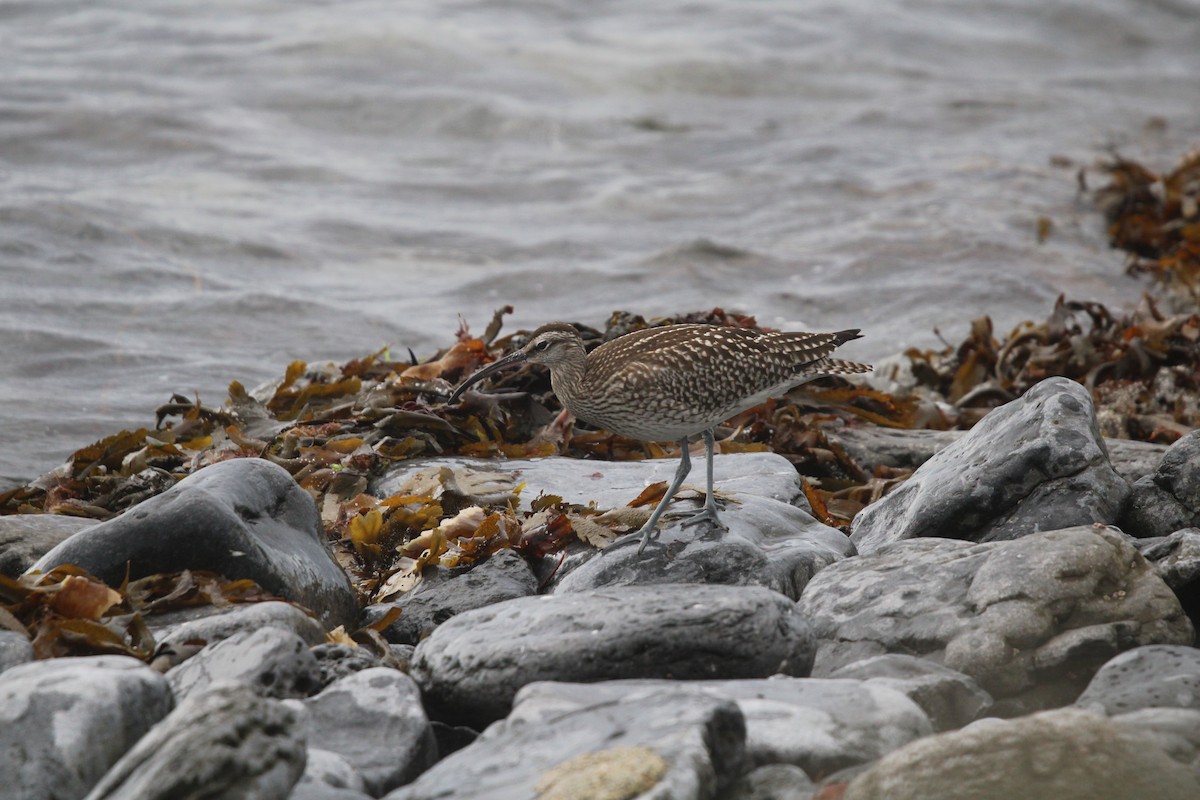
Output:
[2, 369, 1199, 798]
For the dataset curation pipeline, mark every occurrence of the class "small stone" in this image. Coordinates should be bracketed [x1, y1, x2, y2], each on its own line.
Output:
[829, 654, 993, 731]
[0, 514, 93, 577]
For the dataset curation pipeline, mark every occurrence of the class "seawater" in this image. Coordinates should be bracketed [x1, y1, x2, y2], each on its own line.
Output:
[2, 0, 1200, 485]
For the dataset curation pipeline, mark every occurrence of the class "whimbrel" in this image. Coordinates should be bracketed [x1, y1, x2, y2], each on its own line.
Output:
[448, 322, 871, 552]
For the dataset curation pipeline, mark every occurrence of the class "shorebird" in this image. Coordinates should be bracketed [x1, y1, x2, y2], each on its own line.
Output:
[448, 322, 870, 552]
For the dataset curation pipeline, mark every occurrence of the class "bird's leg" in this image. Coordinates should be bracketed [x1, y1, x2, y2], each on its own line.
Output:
[680, 428, 728, 531]
[635, 436, 692, 553]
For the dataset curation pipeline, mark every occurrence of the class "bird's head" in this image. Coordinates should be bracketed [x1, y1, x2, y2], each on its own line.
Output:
[447, 322, 584, 404]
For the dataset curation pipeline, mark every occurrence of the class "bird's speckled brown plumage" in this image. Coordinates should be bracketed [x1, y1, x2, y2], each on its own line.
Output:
[520, 322, 870, 441]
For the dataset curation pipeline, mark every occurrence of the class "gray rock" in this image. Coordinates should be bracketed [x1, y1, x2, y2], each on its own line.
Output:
[829, 654, 993, 731]
[167, 626, 322, 702]
[548, 498, 853, 602]
[297, 749, 366, 793]
[797, 526, 1194, 714]
[1075, 645, 1200, 715]
[728, 764, 815, 800]
[850, 377, 1129, 553]
[289, 786, 372, 800]
[1134, 529, 1200, 628]
[0, 630, 32, 674]
[83, 683, 305, 800]
[1122, 431, 1200, 538]
[0, 513, 94, 577]
[309, 643, 382, 689]
[285, 668, 436, 796]
[411, 583, 815, 727]
[152, 600, 328, 653]
[1111, 708, 1200, 775]
[383, 683, 746, 800]
[363, 550, 537, 645]
[0, 656, 173, 800]
[829, 425, 1166, 484]
[516, 678, 931, 779]
[841, 708, 1200, 800]
[30, 458, 357, 628]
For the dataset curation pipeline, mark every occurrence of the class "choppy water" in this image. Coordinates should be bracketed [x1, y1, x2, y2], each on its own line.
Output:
[3, 0, 1200, 486]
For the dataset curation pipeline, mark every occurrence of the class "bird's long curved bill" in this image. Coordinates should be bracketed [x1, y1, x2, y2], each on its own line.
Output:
[447, 350, 527, 404]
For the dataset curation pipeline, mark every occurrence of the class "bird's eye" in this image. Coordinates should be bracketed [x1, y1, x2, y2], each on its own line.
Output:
[533, 340, 551, 352]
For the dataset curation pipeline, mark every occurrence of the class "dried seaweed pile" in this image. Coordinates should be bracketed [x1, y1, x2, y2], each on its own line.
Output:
[1093, 148, 1200, 304]
[893, 294, 1199, 442]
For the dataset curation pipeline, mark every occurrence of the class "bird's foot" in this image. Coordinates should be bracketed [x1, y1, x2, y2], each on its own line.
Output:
[635, 523, 659, 555]
[679, 502, 728, 532]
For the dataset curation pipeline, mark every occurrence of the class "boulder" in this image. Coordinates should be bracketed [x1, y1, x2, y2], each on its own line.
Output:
[411, 583, 814, 727]
[850, 377, 1129, 553]
[82, 683, 305, 800]
[0, 656, 173, 800]
[1075, 645, 1200, 715]
[841, 708, 1200, 800]
[151, 600, 328, 653]
[1134, 529, 1200, 628]
[1121, 431, 1200, 538]
[0, 630, 32, 675]
[284, 668, 437, 796]
[383, 683, 746, 800]
[514, 678, 931, 779]
[797, 526, 1194, 714]
[829, 654, 993, 731]
[30, 458, 357, 628]
[165, 626, 322, 702]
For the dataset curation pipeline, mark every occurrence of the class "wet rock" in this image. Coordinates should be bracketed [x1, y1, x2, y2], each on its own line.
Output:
[0, 655, 173, 800]
[0, 513, 93, 577]
[516, 678, 930, 779]
[728, 764, 815, 800]
[850, 377, 1129, 553]
[0, 630, 32, 674]
[383, 683, 746, 800]
[30, 458, 357, 628]
[285, 668, 436, 796]
[797, 526, 1194, 714]
[1121, 431, 1200, 538]
[166, 626, 322, 702]
[411, 583, 814, 728]
[151, 600, 328, 653]
[83, 683, 305, 800]
[1134, 529, 1200, 627]
[829, 654, 993, 731]
[1075, 645, 1200, 715]
[363, 550, 537, 645]
[310, 643, 382, 689]
[841, 708, 1200, 800]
